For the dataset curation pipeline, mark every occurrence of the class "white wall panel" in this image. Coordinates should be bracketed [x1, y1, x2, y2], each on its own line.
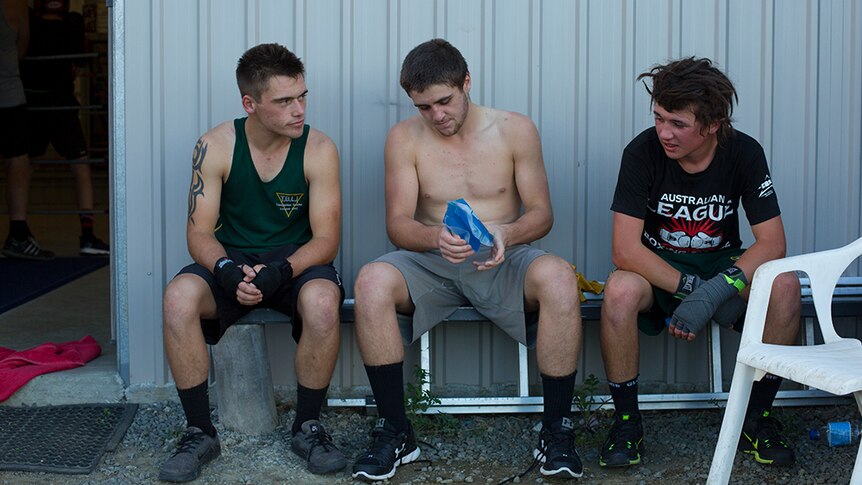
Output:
[771, 0, 818, 256]
[118, 0, 862, 395]
[538, 0, 578, 262]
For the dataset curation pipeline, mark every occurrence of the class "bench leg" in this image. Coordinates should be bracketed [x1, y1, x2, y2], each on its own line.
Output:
[212, 324, 278, 434]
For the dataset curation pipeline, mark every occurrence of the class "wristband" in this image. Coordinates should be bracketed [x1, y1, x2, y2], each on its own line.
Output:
[214, 257, 233, 272]
[674, 273, 702, 300]
[719, 266, 748, 293]
[212, 257, 244, 296]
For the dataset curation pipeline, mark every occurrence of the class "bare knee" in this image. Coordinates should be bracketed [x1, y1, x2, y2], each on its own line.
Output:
[163, 275, 207, 327]
[769, 272, 801, 308]
[297, 280, 342, 335]
[765, 271, 802, 332]
[526, 255, 579, 313]
[601, 271, 651, 327]
[354, 262, 406, 310]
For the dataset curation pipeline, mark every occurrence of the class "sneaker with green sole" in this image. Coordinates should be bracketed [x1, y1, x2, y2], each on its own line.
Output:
[738, 410, 795, 466]
[599, 411, 644, 467]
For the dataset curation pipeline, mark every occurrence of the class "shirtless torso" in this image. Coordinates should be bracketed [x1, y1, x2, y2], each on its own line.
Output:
[384, 79, 552, 267]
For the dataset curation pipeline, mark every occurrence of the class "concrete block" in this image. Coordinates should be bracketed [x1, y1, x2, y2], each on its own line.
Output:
[212, 324, 278, 434]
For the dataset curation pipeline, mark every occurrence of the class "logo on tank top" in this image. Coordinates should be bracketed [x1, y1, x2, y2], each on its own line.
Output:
[275, 192, 304, 218]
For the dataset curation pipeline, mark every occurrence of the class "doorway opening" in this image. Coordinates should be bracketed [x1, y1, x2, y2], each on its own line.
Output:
[0, 0, 115, 399]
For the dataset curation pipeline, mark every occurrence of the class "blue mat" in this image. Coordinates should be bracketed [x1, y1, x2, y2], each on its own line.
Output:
[0, 257, 109, 315]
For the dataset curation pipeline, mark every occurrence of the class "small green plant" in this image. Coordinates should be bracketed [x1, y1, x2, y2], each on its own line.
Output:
[405, 365, 440, 416]
[572, 373, 609, 444]
[404, 365, 459, 436]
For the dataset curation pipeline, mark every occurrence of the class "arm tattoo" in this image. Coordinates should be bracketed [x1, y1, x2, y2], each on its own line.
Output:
[187, 138, 207, 225]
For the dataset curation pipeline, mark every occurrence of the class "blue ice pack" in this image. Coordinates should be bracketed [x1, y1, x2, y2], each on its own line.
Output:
[443, 198, 494, 252]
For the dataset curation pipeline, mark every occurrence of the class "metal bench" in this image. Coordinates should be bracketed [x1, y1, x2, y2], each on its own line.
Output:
[211, 276, 862, 432]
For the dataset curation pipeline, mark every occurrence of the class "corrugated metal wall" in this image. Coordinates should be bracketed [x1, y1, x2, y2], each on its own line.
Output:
[117, 0, 862, 395]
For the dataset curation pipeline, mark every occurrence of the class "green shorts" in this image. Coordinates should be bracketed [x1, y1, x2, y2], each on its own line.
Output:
[637, 248, 745, 336]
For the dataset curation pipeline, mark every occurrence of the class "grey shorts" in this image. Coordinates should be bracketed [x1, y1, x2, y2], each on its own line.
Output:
[375, 244, 548, 345]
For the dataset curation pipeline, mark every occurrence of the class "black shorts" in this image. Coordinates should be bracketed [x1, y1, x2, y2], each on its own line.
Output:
[0, 104, 29, 158]
[637, 247, 746, 335]
[176, 244, 345, 345]
[26, 93, 87, 159]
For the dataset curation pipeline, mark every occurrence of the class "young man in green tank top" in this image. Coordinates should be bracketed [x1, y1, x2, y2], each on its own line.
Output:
[159, 43, 346, 482]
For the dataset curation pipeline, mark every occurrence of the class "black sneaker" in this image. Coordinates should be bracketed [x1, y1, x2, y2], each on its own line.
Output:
[599, 411, 644, 467]
[80, 235, 110, 256]
[291, 419, 347, 474]
[158, 427, 221, 482]
[738, 410, 795, 466]
[352, 418, 420, 482]
[2, 235, 55, 261]
[533, 416, 584, 478]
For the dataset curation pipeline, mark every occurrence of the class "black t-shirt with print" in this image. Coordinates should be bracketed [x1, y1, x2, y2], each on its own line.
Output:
[611, 127, 780, 254]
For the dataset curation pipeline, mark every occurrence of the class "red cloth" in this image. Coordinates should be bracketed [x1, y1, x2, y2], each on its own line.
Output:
[0, 335, 101, 402]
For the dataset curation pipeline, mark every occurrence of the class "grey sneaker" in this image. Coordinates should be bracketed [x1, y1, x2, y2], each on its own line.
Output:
[291, 420, 347, 474]
[158, 427, 221, 482]
[2, 235, 54, 260]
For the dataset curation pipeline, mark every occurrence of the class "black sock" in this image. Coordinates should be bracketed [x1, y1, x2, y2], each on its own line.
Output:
[542, 371, 576, 428]
[747, 373, 783, 419]
[608, 375, 640, 416]
[9, 220, 30, 240]
[80, 215, 94, 239]
[292, 384, 329, 434]
[177, 380, 216, 437]
[365, 362, 407, 432]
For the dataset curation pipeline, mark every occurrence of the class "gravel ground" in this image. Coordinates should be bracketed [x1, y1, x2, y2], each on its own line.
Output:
[0, 400, 858, 484]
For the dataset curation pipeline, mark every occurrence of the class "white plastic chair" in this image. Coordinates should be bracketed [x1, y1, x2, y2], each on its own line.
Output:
[708, 236, 862, 485]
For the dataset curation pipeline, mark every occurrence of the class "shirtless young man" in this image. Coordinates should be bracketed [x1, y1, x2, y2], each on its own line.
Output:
[351, 39, 583, 482]
[159, 43, 345, 482]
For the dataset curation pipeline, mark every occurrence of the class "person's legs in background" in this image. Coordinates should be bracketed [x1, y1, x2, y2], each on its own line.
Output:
[70, 160, 109, 256]
[2, 104, 54, 260]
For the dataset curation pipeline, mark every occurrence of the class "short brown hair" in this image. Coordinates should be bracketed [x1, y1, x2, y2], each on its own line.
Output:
[236, 43, 305, 101]
[638, 57, 738, 142]
[400, 39, 469, 94]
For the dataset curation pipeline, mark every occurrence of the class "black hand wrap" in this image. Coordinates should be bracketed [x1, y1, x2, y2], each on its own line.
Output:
[252, 260, 294, 300]
[213, 257, 244, 296]
[674, 273, 702, 300]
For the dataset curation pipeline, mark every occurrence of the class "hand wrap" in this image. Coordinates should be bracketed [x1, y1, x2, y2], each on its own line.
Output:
[674, 273, 702, 300]
[213, 257, 244, 296]
[252, 260, 293, 300]
[711, 294, 747, 329]
[669, 266, 749, 335]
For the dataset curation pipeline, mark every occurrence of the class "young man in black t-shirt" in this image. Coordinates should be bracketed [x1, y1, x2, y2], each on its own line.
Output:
[599, 57, 801, 469]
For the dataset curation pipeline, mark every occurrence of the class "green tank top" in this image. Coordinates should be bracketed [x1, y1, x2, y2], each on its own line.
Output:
[215, 118, 312, 252]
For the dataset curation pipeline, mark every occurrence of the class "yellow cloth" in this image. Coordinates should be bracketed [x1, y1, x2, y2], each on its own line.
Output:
[572, 264, 605, 302]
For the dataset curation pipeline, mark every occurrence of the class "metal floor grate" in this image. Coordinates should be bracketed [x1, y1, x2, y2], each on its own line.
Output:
[0, 403, 137, 474]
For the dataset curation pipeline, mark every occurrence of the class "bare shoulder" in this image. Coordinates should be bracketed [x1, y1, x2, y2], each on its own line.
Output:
[193, 121, 236, 173]
[306, 127, 339, 158]
[493, 109, 538, 137]
[199, 121, 237, 152]
[386, 116, 424, 150]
